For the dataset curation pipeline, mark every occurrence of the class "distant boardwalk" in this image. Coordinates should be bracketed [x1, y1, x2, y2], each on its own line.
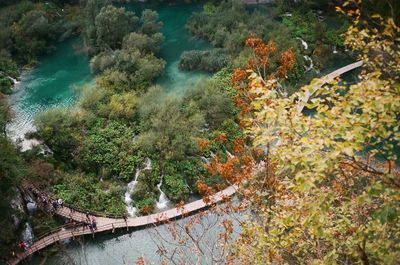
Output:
[9, 61, 363, 265]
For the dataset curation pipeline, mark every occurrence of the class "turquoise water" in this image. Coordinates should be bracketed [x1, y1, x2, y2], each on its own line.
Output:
[124, 2, 212, 91]
[7, 3, 211, 149]
[30, 208, 243, 265]
[6, 38, 93, 148]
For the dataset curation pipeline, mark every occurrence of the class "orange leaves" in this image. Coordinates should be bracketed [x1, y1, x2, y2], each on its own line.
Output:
[197, 138, 210, 151]
[233, 138, 245, 154]
[245, 34, 277, 71]
[196, 180, 214, 196]
[232, 34, 296, 132]
[214, 133, 228, 142]
[232, 68, 248, 84]
[277, 48, 295, 78]
[206, 151, 255, 184]
[245, 34, 263, 48]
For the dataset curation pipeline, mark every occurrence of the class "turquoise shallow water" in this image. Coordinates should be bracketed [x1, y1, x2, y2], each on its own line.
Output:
[7, 3, 211, 149]
[6, 38, 93, 148]
[124, 2, 212, 91]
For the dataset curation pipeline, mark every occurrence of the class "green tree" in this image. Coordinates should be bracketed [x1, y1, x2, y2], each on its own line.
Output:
[95, 5, 139, 51]
[140, 9, 163, 36]
[82, 0, 111, 54]
[137, 87, 204, 161]
[122, 32, 164, 54]
[34, 108, 81, 163]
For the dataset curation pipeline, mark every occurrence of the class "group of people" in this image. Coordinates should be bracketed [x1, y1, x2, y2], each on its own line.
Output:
[85, 212, 97, 231]
[28, 186, 49, 206]
[52, 198, 63, 209]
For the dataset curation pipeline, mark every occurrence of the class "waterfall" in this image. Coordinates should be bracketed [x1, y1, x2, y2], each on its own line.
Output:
[22, 222, 34, 246]
[303, 55, 314, 72]
[26, 201, 37, 215]
[200, 156, 210, 164]
[296, 38, 308, 50]
[124, 158, 153, 216]
[144, 157, 152, 170]
[124, 168, 140, 216]
[333, 45, 338, 54]
[7, 76, 20, 85]
[156, 176, 171, 210]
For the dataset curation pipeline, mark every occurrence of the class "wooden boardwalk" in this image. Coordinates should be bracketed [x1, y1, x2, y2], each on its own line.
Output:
[8, 61, 364, 265]
[9, 185, 237, 265]
[296, 60, 363, 113]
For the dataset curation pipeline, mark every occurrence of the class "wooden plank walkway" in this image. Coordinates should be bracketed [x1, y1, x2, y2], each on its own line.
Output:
[9, 60, 364, 265]
[9, 185, 237, 265]
[296, 60, 363, 113]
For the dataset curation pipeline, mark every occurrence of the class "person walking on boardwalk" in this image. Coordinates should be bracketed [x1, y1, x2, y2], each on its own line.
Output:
[19, 240, 28, 251]
[91, 216, 97, 230]
[57, 198, 63, 208]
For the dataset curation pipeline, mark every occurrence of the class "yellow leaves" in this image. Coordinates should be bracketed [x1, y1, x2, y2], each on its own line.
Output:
[342, 146, 354, 157]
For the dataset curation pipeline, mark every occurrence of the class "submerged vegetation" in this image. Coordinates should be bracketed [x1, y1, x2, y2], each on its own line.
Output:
[0, 0, 399, 263]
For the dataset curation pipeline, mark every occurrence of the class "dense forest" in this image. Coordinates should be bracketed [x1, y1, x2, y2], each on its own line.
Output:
[0, 0, 399, 263]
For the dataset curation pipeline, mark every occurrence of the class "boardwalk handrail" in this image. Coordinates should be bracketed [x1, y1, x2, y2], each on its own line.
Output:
[21, 182, 126, 219]
[296, 60, 363, 113]
[9, 185, 238, 265]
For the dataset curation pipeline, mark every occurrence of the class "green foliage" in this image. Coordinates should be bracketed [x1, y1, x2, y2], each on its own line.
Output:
[123, 32, 164, 54]
[78, 120, 138, 180]
[91, 48, 166, 91]
[81, 0, 111, 55]
[34, 108, 81, 163]
[89, 8, 165, 91]
[0, 98, 11, 134]
[134, 196, 155, 215]
[182, 76, 236, 130]
[140, 9, 163, 36]
[94, 5, 139, 51]
[179, 49, 230, 72]
[137, 87, 204, 161]
[163, 174, 189, 202]
[52, 173, 126, 215]
[0, 135, 26, 256]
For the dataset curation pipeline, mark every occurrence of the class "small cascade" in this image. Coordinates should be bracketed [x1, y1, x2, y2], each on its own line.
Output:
[333, 45, 338, 54]
[156, 176, 171, 210]
[296, 37, 308, 50]
[7, 76, 20, 86]
[123, 158, 153, 216]
[22, 222, 34, 246]
[144, 157, 152, 170]
[226, 150, 234, 158]
[124, 168, 140, 216]
[303, 55, 314, 72]
[200, 156, 210, 164]
[26, 201, 37, 215]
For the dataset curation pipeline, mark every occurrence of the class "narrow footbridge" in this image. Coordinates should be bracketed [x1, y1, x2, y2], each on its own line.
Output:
[10, 184, 237, 265]
[9, 60, 363, 265]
